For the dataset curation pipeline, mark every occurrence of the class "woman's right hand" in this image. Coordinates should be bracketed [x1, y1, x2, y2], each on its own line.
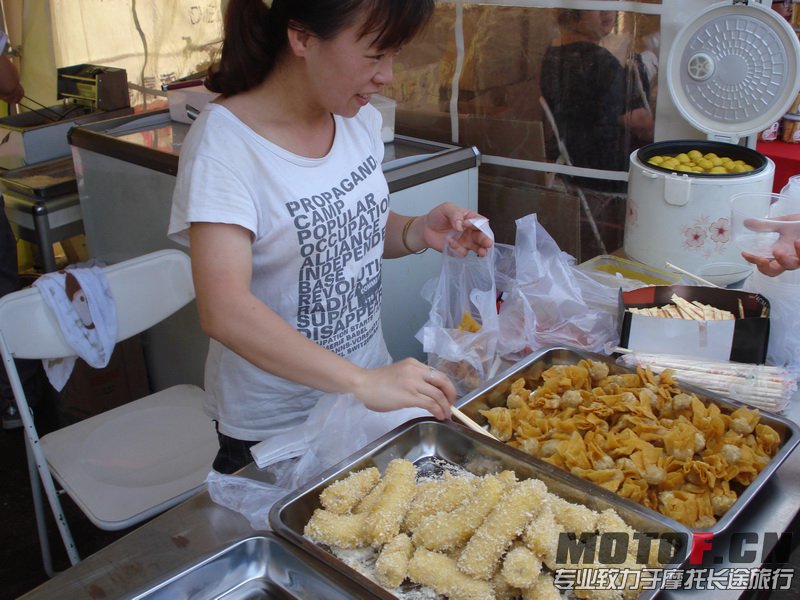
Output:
[352, 358, 456, 420]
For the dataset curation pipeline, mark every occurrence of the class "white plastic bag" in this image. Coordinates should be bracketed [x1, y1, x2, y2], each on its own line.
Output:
[506, 213, 620, 355]
[206, 470, 288, 531]
[250, 393, 426, 488]
[743, 270, 800, 372]
[417, 218, 503, 396]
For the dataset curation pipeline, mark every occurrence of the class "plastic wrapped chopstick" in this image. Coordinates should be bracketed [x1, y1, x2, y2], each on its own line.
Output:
[617, 351, 798, 412]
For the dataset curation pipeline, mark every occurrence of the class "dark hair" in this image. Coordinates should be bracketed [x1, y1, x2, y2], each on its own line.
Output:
[207, 0, 434, 97]
[556, 9, 583, 28]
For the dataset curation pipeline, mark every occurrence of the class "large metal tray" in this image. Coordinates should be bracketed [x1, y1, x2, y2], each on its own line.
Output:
[457, 346, 800, 535]
[270, 418, 693, 600]
[127, 533, 370, 600]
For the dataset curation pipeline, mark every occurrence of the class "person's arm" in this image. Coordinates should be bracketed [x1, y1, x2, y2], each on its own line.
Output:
[0, 55, 23, 105]
[189, 221, 456, 418]
[383, 202, 493, 259]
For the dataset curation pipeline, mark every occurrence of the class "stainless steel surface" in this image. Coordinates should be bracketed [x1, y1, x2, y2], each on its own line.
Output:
[269, 418, 693, 600]
[128, 534, 371, 600]
[68, 109, 480, 192]
[457, 346, 800, 536]
[18, 397, 800, 599]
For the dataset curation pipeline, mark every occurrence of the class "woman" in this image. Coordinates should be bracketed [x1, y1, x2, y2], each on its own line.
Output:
[540, 8, 654, 258]
[541, 8, 653, 184]
[169, 0, 492, 473]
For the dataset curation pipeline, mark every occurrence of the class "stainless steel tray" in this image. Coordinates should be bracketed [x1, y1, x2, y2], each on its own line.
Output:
[127, 533, 371, 600]
[270, 418, 693, 600]
[457, 345, 800, 535]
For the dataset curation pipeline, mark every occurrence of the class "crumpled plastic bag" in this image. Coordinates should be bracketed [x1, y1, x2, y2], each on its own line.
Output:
[417, 214, 620, 397]
[743, 273, 800, 372]
[417, 217, 504, 397]
[206, 470, 288, 531]
[509, 213, 619, 356]
[206, 393, 427, 529]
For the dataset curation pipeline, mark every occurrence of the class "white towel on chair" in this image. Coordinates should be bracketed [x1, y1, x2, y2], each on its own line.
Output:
[34, 266, 117, 391]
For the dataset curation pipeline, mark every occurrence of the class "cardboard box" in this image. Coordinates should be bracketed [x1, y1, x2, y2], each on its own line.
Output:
[59, 336, 151, 422]
[619, 286, 770, 364]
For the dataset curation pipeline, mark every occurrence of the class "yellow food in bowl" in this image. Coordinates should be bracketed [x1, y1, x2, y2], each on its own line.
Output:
[647, 150, 755, 174]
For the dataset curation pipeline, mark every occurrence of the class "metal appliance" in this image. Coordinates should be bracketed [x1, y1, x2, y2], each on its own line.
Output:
[624, 1, 800, 285]
[0, 64, 132, 170]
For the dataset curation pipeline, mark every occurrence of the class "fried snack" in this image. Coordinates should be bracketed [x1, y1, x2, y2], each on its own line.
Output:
[304, 460, 659, 599]
[413, 470, 516, 551]
[549, 496, 598, 533]
[320, 467, 381, 514]
[480, 359, 782, 527]
[368, 458, 417, 545]
[375, 533, 414, 589]
[501, 545, 542, 589]
[489, 570, 519, 600]
[354, 476, 387, 514]
[404, 472, 476, 531]
[520, 572, 562, 600]
[458, 311, 481, 333]
[458, 479, 547, 580]
[407, 547, 493, 600]
[304, 509, 369, 548]
[522, 504, 563, 568]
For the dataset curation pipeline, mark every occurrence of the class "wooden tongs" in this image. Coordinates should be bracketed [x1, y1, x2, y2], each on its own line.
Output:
[451, 406, 499, 441]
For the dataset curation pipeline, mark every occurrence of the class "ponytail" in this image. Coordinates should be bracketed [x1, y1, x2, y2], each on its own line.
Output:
[206, 0, 287, 97]
[207, 0, 435, 98]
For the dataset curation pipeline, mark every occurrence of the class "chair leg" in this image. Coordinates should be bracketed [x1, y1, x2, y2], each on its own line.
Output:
[25, 438, 55, 577]
[23, 430, 81, 571]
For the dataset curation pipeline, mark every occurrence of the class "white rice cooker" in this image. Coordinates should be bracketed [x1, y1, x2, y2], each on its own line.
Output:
[624, 0, 800, 286]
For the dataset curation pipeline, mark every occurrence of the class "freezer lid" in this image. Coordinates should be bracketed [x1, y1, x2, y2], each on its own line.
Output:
[69, 110, 186, 176]
[69, 109, 481, 189]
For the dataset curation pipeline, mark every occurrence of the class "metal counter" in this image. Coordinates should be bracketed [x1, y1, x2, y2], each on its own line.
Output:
[19, 396, 800, 600]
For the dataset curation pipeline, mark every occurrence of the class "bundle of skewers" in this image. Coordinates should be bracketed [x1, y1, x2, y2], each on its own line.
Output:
[616, 349, 797, 413]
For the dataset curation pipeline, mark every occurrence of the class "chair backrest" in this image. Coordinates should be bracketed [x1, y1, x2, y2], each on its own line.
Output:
[538, 96, 573, 167]
[0, 249, 195, 361]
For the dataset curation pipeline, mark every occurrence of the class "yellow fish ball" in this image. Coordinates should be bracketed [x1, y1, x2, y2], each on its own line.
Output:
[688, 150, 703, 161]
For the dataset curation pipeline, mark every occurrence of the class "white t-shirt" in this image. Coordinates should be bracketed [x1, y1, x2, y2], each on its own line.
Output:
[169, 102, 392, 441]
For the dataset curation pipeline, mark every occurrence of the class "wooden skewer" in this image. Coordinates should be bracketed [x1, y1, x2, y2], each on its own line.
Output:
[664, 262, 721, 288]
[451, 406, 498, 441]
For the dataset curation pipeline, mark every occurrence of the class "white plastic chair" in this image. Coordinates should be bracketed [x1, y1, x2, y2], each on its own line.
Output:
[0, 249, 218, 576]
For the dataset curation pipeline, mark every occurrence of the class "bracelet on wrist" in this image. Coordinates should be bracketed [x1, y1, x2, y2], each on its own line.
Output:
[402, 216, 428, 255]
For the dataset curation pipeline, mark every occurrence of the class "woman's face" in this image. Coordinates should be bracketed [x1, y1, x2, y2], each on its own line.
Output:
[299, 17, 397, 118]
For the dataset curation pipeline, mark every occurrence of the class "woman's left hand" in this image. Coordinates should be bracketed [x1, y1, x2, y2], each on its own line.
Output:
[421, 202, 493, 257]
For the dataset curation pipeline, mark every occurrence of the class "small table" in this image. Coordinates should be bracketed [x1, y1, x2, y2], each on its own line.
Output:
[756, 139, 800, 193]
[0, 157, 83, 273]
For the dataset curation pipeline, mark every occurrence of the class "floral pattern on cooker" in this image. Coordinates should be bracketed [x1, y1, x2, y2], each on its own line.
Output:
[681, 215, 730, 256]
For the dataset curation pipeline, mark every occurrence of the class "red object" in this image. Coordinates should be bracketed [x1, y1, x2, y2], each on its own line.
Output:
[757, 139, 800, 193]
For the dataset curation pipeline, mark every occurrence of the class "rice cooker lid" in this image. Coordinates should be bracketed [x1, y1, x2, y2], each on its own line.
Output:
[667, 0, 800, 142]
